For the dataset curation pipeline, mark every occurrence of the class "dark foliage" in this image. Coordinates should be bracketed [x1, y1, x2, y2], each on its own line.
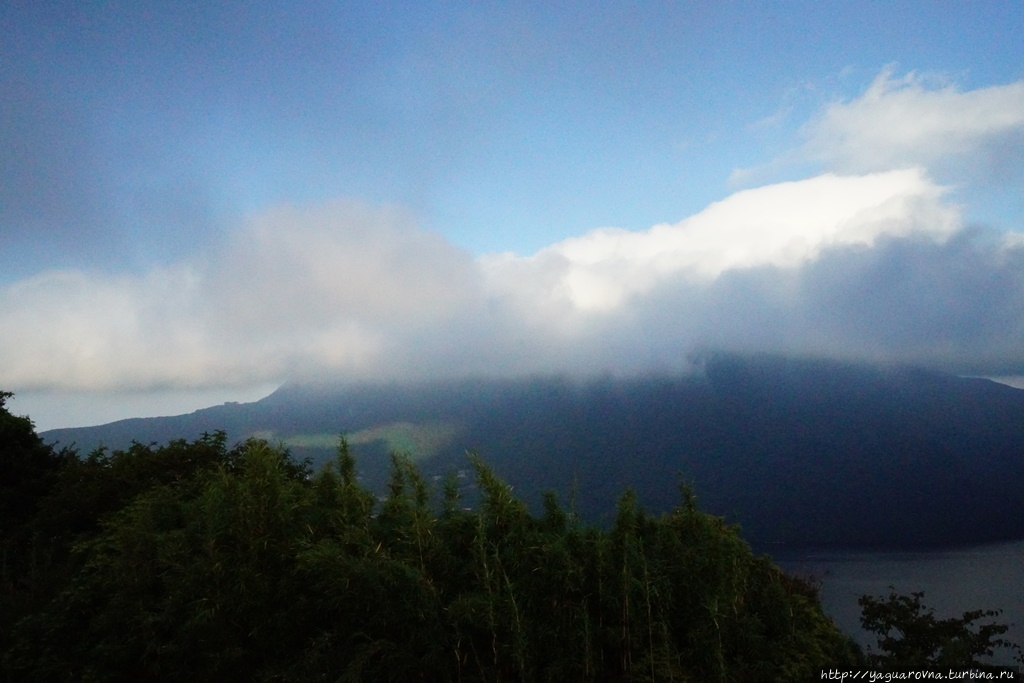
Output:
[0, 392, 70, 653]
[859, 590, 1023, 669]
[0, 391, 67, 538]
[2, 392, 866, 681]
[6, 389, 1018, 681]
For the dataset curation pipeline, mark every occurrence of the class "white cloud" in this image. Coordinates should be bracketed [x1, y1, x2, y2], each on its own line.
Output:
[8, 99, 1024, 412]
[484, 169, 959, 312]
[801, 67, 1024, 176]
[2, 169, 997, 398]
[0, 267, 209, 390]
[1002, 231, 1024, 250]
[0, 201, 479, 391]
[208, 202, 478, 329]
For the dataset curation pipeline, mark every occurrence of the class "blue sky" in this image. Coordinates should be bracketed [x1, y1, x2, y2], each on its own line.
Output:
[4, 2, 1024, 429]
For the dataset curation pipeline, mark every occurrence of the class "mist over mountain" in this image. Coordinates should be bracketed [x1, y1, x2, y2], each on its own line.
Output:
[44, 353, 1024, 550]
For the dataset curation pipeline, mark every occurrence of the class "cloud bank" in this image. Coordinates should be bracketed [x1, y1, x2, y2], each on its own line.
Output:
[801, 67, 1024, 177]
[4, 68, 1024, 397]
[486, 168, 958, 312]
[4, 170, 1023, 393]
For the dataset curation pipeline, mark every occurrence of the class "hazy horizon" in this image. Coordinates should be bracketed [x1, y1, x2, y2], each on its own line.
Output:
[12, 364, 1024, 434]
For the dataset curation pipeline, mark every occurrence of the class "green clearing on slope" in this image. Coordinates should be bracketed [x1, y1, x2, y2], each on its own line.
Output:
[252, 420, 461, 460]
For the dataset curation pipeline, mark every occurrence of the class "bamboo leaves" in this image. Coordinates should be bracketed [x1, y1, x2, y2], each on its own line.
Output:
[4, 436, 863, 681]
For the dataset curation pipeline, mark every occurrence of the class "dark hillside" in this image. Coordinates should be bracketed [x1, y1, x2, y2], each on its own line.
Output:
[44, 353, 1024, 548]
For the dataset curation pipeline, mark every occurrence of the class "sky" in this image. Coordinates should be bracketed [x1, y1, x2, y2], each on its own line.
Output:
[3, 1, 1024, 430]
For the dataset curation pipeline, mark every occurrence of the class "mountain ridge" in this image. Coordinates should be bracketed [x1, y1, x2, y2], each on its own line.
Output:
[42, 353, 1024, 549]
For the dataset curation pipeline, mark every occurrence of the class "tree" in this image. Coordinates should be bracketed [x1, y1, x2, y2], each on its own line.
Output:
[4, 439, 316, 681]
[3, 411, 866, 682]
[0, 391, 69, 664]
[859, 590, 1022, 669]
[0, 391, 65, 539]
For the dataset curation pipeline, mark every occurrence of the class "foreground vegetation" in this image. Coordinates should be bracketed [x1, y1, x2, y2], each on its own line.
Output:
[2, 392, 1018, 680]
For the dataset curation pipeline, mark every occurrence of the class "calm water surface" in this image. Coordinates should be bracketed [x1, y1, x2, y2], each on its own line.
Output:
[773, 540, 1024, 665]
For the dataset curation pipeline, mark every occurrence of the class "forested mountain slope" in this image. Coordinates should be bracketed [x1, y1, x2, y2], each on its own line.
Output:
[44, 353, 1024, 548]
[2, 399, 868, 680]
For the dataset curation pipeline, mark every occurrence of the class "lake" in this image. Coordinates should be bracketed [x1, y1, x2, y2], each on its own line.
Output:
[772, 540, 1024, 666]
